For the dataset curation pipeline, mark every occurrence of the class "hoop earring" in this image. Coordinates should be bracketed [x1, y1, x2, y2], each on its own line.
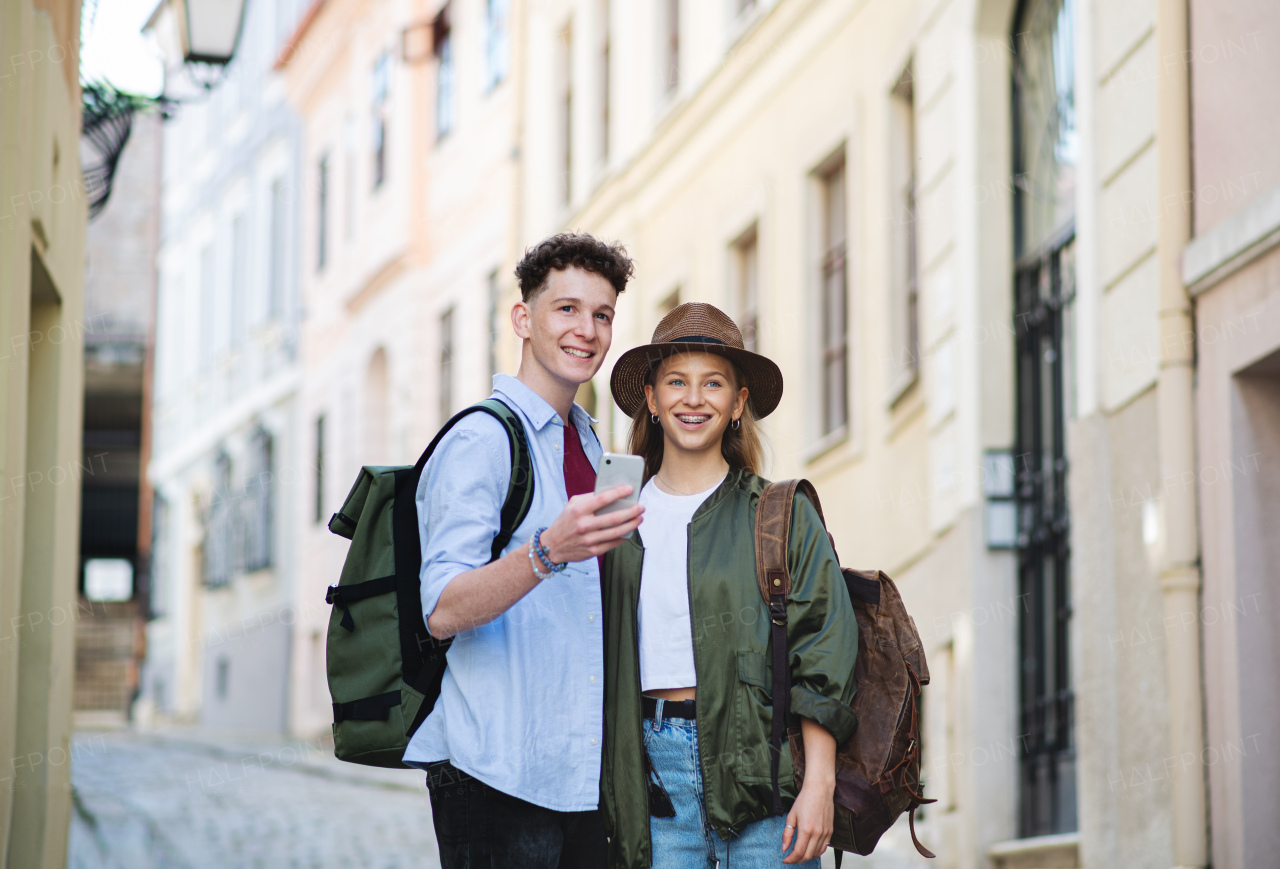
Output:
[650, 413, 660, 425]
[731, 417, 742, 431]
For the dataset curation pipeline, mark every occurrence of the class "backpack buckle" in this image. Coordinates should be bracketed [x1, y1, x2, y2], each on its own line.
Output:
[769, 600, 788, 626]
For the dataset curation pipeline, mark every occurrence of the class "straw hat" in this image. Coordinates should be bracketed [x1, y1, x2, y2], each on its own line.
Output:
[609, 302, 784, 420]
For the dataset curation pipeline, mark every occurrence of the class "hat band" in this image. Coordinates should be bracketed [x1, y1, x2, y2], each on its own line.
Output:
[665, 335, 727, 346]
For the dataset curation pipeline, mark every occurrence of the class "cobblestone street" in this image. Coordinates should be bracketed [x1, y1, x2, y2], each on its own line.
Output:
[68, 729, 440, 868]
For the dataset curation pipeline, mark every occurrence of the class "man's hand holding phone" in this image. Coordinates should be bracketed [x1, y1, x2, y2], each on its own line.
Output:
[539, 485, 644, 564]
[539, 453, 646, 564]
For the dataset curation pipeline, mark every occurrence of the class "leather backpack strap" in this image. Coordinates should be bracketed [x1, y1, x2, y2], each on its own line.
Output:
[755, 479, 826, 815]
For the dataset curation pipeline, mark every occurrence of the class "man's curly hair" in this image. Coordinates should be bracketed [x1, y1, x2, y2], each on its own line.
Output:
[514, 232, 635, 302]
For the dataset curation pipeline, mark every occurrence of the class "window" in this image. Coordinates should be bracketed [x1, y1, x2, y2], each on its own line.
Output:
[1012, 0, 1077, 839]
[230, 212, 247, 345]
[439, 309, 454, 424]
[314, 415, 326, 524]
[199, 244, 215, 364]
[215, 657, 230, 700]
[344, 115, 357, 241]
[733, 225, 760, 352]
[434, 8, 455, 139]
[242, 427, 274, 572]
[818, 158, 849, 437]
[150, 493, 169, 615]
[599, 0, 611, 165]
[663, 0, 679, 97]
[889, 63, 919, 397]
[317, 155, 329, 271]
[559, 23, 574, 205]
[204, 452, 234, 587]
[269, 178, 285, 317]
[486, 0, 511, 90]
[372, 51, 391, 182]
[488, 270, 500, 379]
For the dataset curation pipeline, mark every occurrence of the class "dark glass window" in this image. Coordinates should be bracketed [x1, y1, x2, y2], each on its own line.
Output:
[242, 428, 274, 572]
[1012, 0, 1077, 838]
[204, 453, 235, 587]
[890, 63, 919, 395]
[439, 308, 454, 425]
[560, 23, 573, 204]
[314, 415, 325, 524]
[486, 0, 510, 90]
[434, 9, 454, 139]
[819, 158, 849, 437]
[664, 0, 679, 96]
[373, 51, 391, 179]
[317, 156, 329, 271]
[734, 224, 759, 353]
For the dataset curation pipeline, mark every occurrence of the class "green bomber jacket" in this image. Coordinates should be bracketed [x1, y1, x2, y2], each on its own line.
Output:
[599, 468, 859, 869]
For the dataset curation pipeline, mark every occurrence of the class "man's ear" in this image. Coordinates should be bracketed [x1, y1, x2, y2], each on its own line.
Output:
[511, 298, 532, 340]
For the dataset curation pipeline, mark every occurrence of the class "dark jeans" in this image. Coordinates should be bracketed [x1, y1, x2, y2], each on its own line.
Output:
[425, 760, 607, 869]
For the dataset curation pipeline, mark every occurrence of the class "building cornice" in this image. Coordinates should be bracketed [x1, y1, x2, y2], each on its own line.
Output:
[1184, 181, 1280, 296]
[274, 0, 328, 70]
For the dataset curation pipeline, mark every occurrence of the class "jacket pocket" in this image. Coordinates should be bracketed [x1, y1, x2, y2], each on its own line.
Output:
[734, 651, 793, 786]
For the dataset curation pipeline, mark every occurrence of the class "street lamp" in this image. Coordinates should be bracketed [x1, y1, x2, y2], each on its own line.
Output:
[173, 0, 248, 66]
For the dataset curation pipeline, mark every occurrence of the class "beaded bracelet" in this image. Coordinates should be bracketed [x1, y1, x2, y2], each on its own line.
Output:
[530, 527, 568, 577]
[528, 541, 554, 580]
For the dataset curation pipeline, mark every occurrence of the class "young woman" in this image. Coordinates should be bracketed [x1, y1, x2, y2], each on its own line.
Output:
[600, 303, 859, 869]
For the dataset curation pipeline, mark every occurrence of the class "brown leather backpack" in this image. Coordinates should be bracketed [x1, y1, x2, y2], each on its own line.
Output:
[755, 479, 936, 861]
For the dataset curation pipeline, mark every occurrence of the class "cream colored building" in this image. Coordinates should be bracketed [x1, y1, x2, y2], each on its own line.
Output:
[279, 0, 524, 734]
[517, 0, 1265, 867]
[208, 0, 1275, 866]
[1183, 0, 1280, 866]
[0, 0, 86, 863]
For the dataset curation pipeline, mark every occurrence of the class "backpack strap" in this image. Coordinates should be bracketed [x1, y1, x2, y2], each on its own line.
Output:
[391, 399, 535, 709]
[754, 478, 827, 815]
[404, 398, 536, 562]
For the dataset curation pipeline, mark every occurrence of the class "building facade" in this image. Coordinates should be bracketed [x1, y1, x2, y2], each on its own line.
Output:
[518, 0, 1273, 867]
[0, 0, 87, 863]
[133, 0, 1278, 866]
[279, 0, 523, 733]
[141, 0, 309, 732]
[1184, 1, 1280, 866]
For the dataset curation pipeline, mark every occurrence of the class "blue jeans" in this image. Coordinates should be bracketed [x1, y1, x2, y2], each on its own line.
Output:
[643, 702, 819, 869]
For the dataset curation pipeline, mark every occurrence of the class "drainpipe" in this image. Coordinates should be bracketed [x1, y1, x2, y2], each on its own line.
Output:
[1154, 0, 1207, 866]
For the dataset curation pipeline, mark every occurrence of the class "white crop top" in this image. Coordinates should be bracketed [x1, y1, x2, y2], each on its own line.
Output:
[637, 475, 723, 692]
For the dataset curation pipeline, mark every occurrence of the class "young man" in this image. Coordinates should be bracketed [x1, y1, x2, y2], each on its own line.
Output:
[404, 233, 642, 869]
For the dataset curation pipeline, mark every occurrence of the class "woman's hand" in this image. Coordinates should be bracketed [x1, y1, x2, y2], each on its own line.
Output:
[782, 718, 837, 864]
[782, 777, 834, 863]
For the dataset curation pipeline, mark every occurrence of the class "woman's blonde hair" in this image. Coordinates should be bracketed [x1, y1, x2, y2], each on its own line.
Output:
[625, 354, 766, 482]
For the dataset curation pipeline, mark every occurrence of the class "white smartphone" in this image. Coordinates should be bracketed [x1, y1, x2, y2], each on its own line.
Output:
[594, 452, 645, 515]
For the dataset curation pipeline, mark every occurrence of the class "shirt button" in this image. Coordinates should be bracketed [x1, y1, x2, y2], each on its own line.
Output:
[554, 443, 560, 450]
[590, 738, 598, 745]
[589, 675, 597, 683]
[588, 614, 596, 622]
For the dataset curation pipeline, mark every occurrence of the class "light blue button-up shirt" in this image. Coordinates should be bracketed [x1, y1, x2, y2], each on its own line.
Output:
[403, 374, 605, 812]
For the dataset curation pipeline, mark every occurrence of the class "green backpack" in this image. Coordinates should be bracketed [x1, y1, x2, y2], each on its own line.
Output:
[324, 399, 534, 767]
